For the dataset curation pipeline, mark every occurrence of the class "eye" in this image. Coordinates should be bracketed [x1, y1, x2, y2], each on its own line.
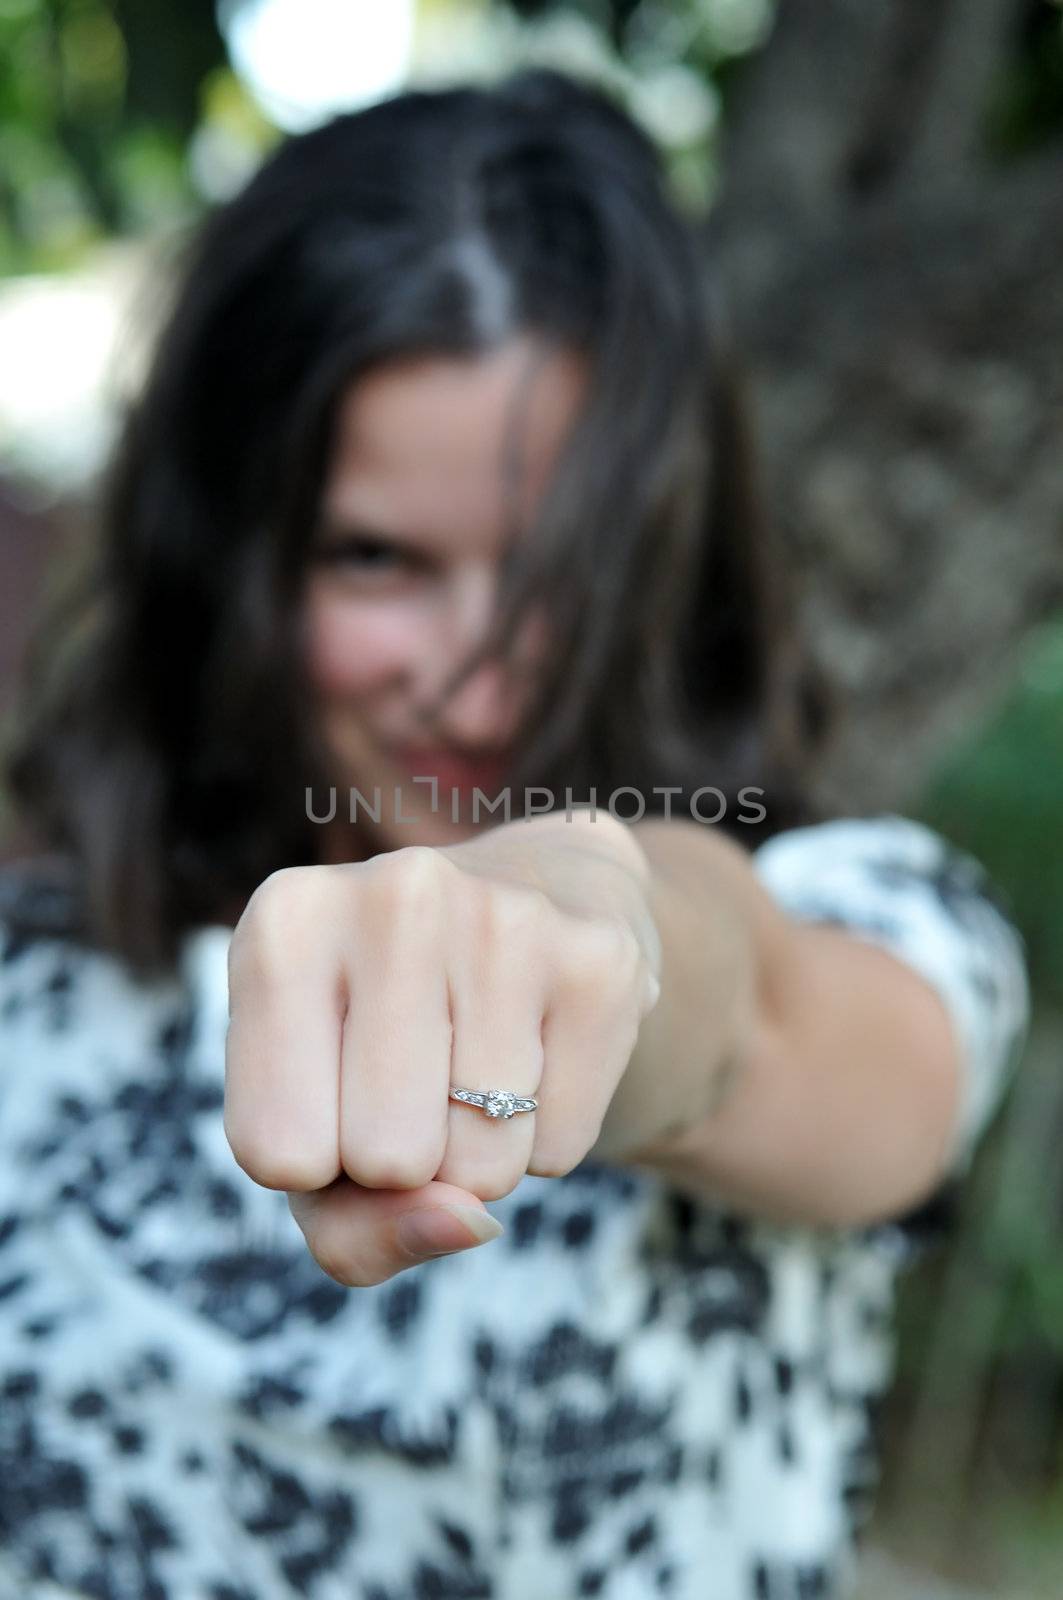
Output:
[313, 533, 421, 577]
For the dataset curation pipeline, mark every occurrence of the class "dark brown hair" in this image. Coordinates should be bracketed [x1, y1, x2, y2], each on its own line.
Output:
[2, 68, 829, 977]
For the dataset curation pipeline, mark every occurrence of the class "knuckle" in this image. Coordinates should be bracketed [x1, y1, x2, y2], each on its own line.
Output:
[343, 1149, 435, 1192]
[609, 918, 643, 969]
[567, 915, 640, 988]
[385, 844, 439, 886]
[438, 1161, 521, 1203]
[224, 1104, 338, 1193]
[529, 1139, 585, 1180]
[229, 866, 337, 980]
[476, 1172, 522, 1203]
[241, 865, 321, 923]
[369, 846, 449, 917]
[227, 1138, 336, 1195]
[480, 882, 549, 945]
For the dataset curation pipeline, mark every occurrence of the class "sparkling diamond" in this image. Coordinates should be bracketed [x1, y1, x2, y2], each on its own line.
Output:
[484, 1089, 517, 1119]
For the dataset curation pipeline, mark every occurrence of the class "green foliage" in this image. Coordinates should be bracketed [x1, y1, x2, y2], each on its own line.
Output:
[0, 0, 783, 271]
[986, 0, 1063, 157]
[889, 619, 1063, 1551]
[494, 0, 776, 206]
[0, 0, 267, 272]
[915, 617, 1063, 1008]
[3, 0, 1062, 275]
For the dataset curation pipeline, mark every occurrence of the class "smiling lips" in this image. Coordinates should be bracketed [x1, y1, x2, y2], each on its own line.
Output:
[396, 747, 512, 796]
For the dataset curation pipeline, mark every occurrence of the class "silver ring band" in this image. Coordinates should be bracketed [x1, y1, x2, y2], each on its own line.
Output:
[449, 1087, 538, 1120]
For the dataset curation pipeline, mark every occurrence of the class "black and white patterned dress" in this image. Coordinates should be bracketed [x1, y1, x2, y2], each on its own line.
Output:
[0, 815, 1030, 1600]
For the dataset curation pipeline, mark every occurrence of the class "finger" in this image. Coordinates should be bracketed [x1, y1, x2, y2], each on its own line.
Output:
[288, 1177, 505, 1288]
[337, 852, 453, 1190]
[530, 917, 646, 1178]
[224, 870, 345, 1191]
[434, 885, 548, 1201]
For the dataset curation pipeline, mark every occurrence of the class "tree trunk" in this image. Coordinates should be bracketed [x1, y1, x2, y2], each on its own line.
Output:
[712, 0, 1063, 813]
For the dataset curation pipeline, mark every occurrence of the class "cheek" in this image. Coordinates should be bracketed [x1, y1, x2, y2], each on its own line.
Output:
[303, 590, 416, 700]
[517, 605, 553, 672]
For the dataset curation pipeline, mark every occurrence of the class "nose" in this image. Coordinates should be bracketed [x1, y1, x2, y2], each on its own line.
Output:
[412, 568, 543, 752]
[426, 659, 524, 751]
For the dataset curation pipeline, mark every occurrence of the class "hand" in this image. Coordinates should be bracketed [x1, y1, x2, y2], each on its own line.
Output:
[224, 809, 662, 1287]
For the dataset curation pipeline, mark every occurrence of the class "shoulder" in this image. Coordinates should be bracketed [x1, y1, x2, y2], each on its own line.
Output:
[751, 811, 999, 903]
[0, 856, 88, 1026]
[0, 853, 87, 946]
[750, 813, 1025, 962]
[0, 856, 225, 1049]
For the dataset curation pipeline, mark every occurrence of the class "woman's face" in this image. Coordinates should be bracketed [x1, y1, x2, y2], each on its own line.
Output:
[302, 335, 588, 856]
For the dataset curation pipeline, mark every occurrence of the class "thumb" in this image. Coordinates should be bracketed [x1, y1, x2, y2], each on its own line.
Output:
[287, 1177, 505, 1287]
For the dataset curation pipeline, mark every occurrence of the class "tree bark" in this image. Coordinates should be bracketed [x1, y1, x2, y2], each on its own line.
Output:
[712, 0, 1063, 813]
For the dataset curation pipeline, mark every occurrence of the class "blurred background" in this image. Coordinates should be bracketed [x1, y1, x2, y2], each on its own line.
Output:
[1, 1, 1062, 1593]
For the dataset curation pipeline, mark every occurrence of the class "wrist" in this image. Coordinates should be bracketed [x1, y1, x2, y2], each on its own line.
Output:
[591, 822, 761, 1164]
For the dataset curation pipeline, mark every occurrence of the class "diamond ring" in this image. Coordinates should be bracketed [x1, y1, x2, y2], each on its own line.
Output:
[449, 1087, 538, 1120]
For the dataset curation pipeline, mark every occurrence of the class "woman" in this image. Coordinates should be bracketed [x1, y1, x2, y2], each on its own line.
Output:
[0, 69, 1029, 1600]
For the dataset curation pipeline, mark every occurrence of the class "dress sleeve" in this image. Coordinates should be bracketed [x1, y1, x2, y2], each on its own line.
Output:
[749, 813, 1031, 1185]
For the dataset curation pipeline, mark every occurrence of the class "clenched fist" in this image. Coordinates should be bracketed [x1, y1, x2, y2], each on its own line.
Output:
[224, 809, 662, 1287]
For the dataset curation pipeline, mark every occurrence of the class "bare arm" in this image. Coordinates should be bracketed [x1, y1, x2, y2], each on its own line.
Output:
[597, 817, 966, 1229]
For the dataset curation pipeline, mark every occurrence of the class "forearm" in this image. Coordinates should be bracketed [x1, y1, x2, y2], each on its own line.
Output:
[597, 818, 962, 1229]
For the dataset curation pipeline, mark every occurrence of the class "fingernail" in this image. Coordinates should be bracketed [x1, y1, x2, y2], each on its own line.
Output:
[396, 1204, 505, 1260]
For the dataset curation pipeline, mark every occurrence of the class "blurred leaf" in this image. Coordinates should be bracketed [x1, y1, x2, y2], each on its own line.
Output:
[986, 0, 1063, 157]
[0, 0, 226, 270]
[916, 618, 1063, 1007]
